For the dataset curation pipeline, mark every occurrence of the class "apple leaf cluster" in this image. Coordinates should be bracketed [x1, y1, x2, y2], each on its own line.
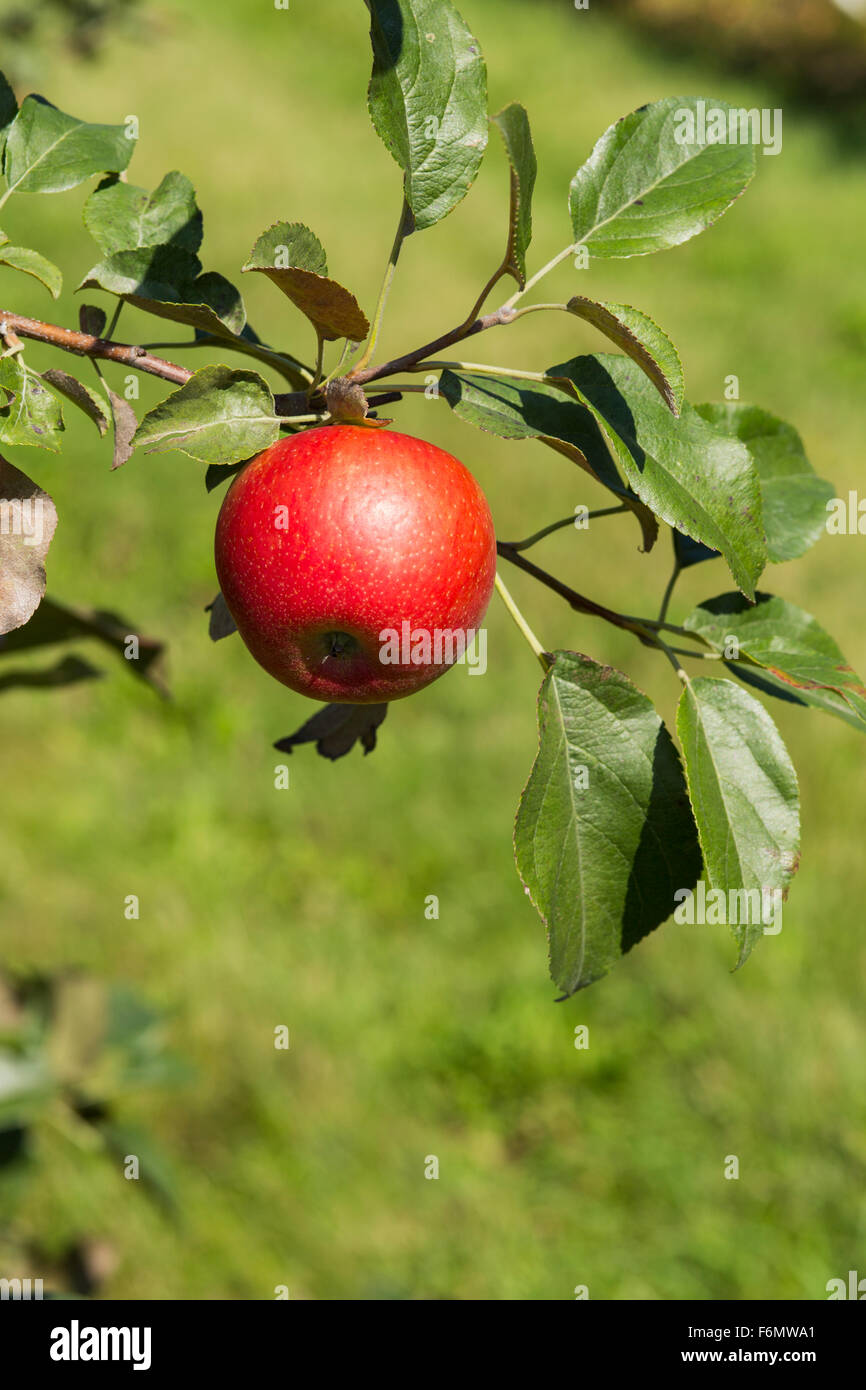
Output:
[0, 1, 862, 998]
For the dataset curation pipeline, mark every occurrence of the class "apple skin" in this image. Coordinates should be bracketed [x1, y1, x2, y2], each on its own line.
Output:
[214, 424, 497, 704]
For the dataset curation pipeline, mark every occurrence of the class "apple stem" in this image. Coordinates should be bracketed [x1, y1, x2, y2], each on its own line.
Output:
[494, 572, 550, 672]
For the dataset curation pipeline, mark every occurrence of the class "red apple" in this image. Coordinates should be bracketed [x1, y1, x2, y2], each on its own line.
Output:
[214, 423, 497, 703]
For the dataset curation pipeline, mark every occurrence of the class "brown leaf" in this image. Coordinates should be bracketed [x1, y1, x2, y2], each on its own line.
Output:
[106, 388, 138, 469]
[0, 453, 58, 635]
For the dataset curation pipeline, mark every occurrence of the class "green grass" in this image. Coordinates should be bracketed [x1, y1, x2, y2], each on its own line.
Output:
[1, 0, 865, 1299]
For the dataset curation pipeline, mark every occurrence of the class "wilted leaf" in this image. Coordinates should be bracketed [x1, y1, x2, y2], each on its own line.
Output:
[0, 653, 102, 694]
[274, 703, 389, 760]
[242, 222, 368, 342]
[0, 595, 168, 696]
[78, 304, 107, 337]
[491, 102, 536, 287]
[42, 370, 110, 436]
[0, 454, 57, 635]
[205, 592, 237, 641]
[104, 387, 138, 469]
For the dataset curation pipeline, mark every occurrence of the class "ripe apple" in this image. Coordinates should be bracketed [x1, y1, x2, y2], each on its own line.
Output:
[214, 423, 497, 703]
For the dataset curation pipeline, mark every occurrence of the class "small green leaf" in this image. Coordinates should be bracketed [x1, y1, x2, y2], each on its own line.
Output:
[550, 354, 766, 598]
[694, 403, 834, 563]
[515, 651, 702, 997]
[242, 222, 368, 342]
[0, 453, 58, 635]
[0, 71, 18, 160]
[41, 369, 110, 435]
[367, 0, 488, 231]
[684, 592, 866, 732]
[83, 171, 203, 256]
[0, 244, 62, 297]
[3, 95, 135, 196]
[677, 677, 800, 967]
[569, 97, 755, 258]
[565, 297, 683, 414]
[0, 357, 64, 451]
[79, 246, 245, 338]
[491, 102, 536, 287]
[439, 367, 657, 550]
[133, 364, 282, 465]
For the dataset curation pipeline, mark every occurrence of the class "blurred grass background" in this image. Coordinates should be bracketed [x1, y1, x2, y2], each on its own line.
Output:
[0, 0, 864, 1299]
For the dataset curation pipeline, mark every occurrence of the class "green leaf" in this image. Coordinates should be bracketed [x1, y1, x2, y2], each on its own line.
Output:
[565, 297, 683, 414]
[0, 357, 64, 451]
[677, 677, 800, 967]
[439, 368, 658, 550]
[550, 354, 766, 598]
[366, 0, 488, 231]
[133, 364, 282, 465]
[79, 246, 246, 338]
[0, 454, 58, 635]
[3, 95, 135, 196]
[694, 403, 834, 563]
[0, 244, 62, 297]
[491, 102, 536, 287]
[242, 222, 368, 342]
[569, 96, 756, 258]
[0, 595, 168, 696]
[83, 171, 203, 256]
[684, 592, 866, 732]
[41, 369, 110, 436]
[0, 71, 19, 161]
[515, 651, 702, 997]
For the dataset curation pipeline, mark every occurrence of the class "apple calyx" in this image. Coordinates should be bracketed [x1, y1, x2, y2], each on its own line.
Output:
[324, 377, 369, 422]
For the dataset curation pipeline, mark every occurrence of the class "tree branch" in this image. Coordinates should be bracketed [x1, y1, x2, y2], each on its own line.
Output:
[496, 542, 656, 645]
[0, 310, 193, 386]
[348, 304, 517, 387]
